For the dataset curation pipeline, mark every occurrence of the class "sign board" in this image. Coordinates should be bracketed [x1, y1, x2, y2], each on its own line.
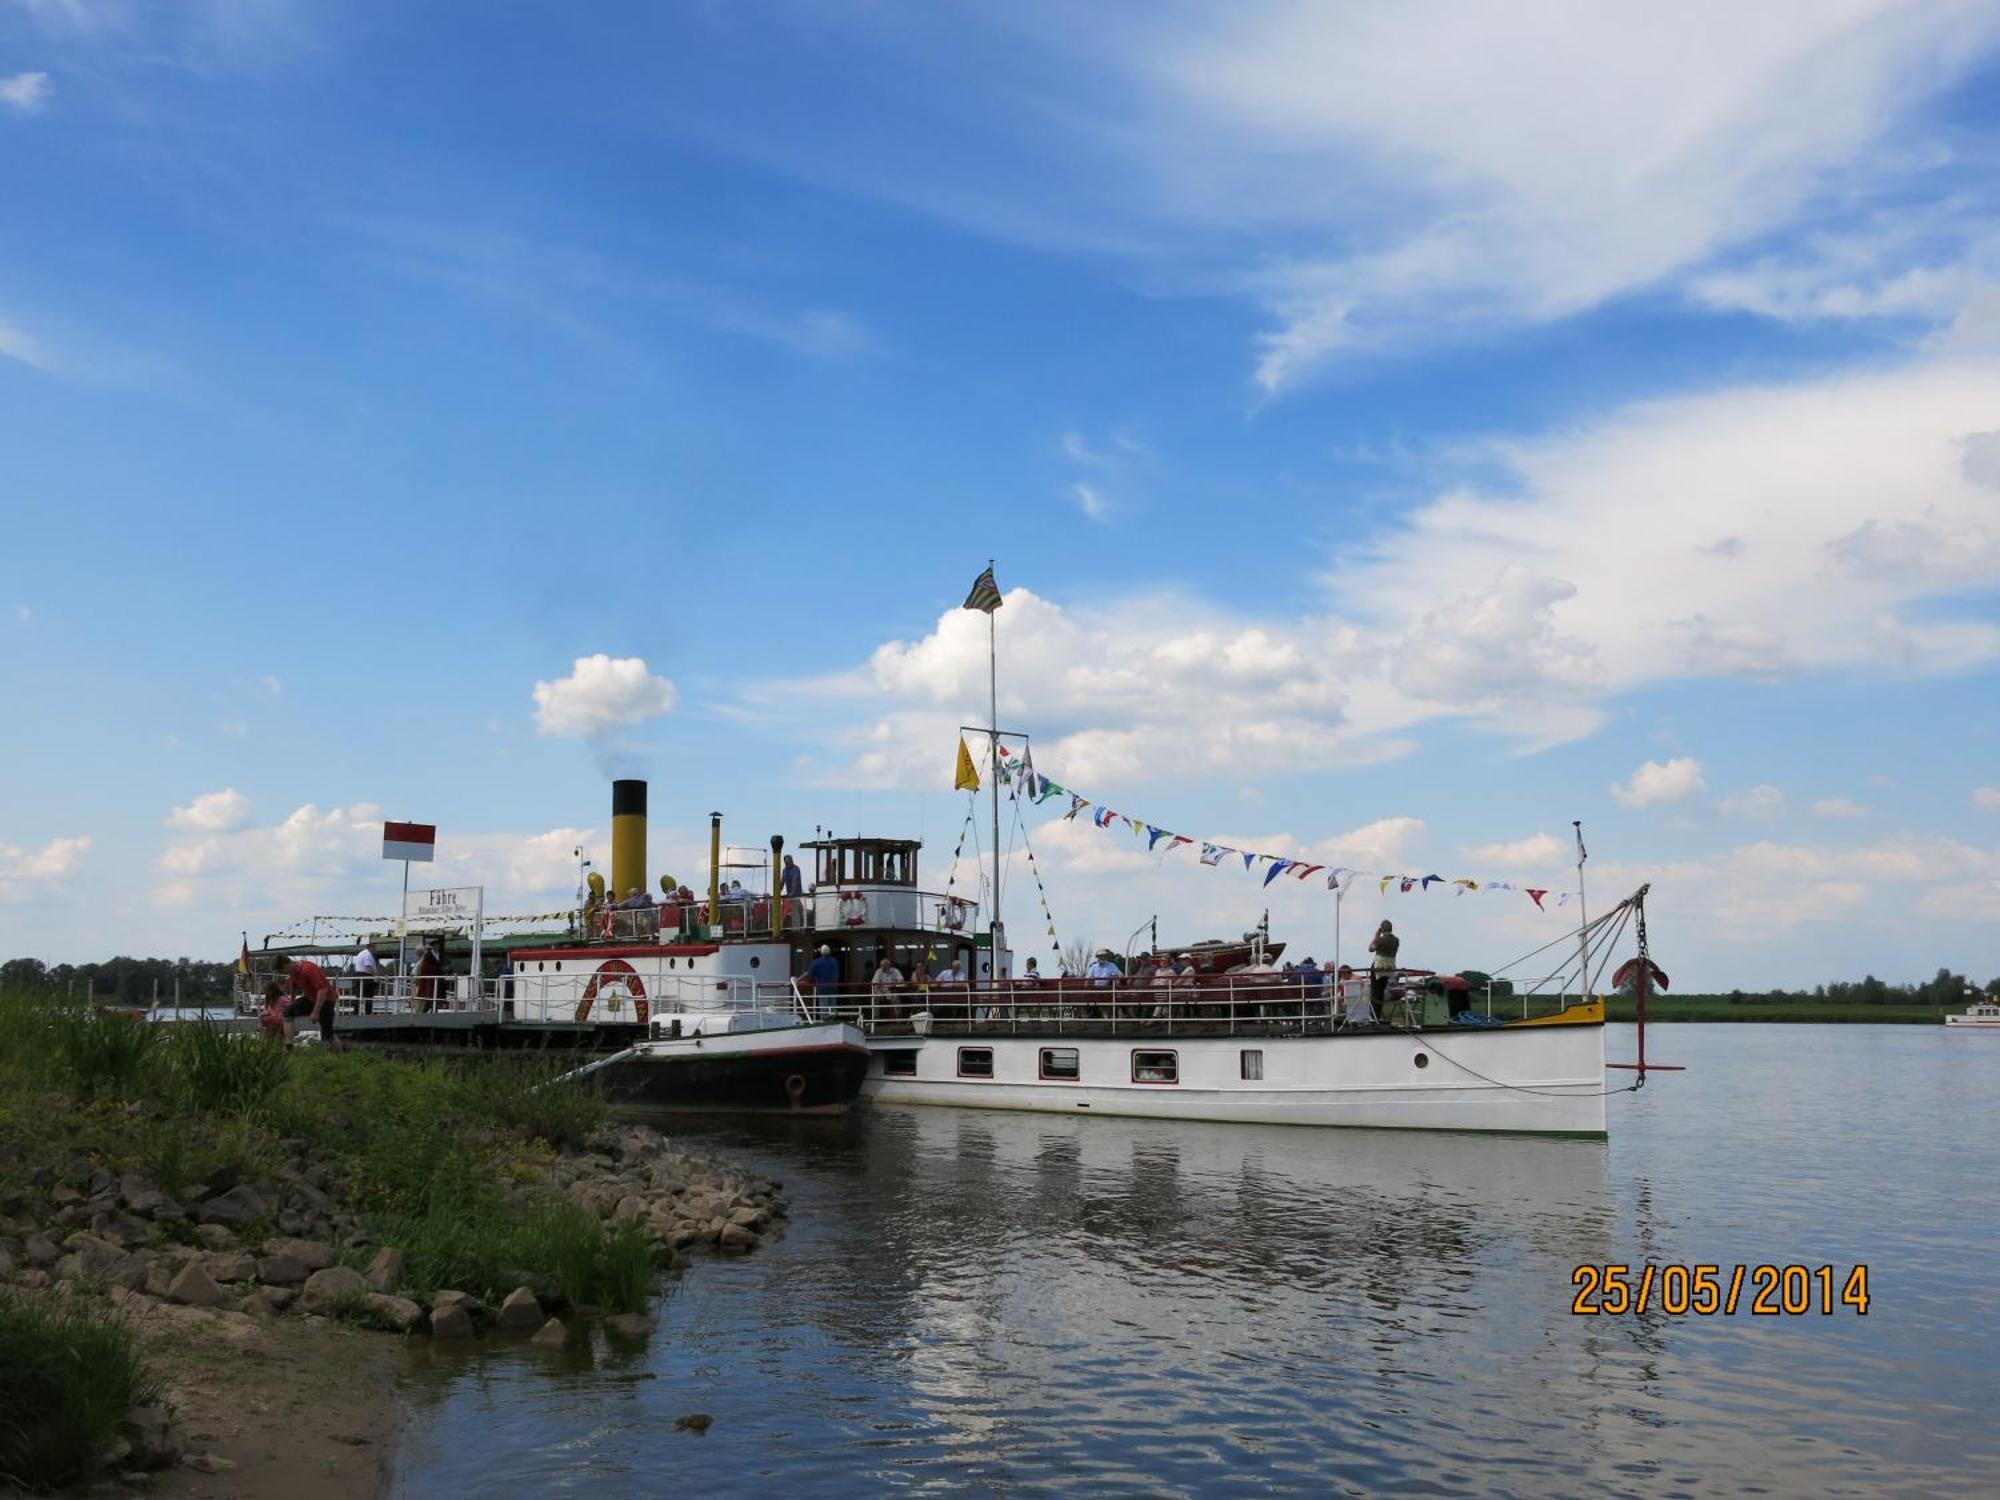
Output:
[383, 821, 437, 862]
[404, 886, 482, 929]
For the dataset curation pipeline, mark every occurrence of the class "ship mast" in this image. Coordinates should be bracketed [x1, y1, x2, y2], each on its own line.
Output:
[987, 560, 1003, 966]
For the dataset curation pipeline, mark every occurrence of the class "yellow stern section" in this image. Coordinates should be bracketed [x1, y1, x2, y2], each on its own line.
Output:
[1506, 997, 1605, 1027]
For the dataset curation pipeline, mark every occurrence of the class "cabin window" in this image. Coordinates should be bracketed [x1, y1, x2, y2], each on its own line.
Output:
[1132, 1050, 1178, 1085]
[1240, 1049, 1263, 1081]
[749, 956, 761, 968]
[882, 1051, 918, 1077]
[1039, 1047, 1080, 1081]
[957, 1047, 994, 1079]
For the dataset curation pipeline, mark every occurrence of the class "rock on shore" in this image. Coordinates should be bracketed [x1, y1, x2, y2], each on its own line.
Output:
[0, 1122, 788, 1356]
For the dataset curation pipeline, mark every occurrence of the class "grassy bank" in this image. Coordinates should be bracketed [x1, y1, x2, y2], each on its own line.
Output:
[1603, 996, 1948, 1024]
[0, 988, 652, 1310]
[0, 1289, 160, 1491]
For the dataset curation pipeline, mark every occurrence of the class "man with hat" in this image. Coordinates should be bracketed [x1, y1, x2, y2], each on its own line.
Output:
[1085, 949, 1122, 987]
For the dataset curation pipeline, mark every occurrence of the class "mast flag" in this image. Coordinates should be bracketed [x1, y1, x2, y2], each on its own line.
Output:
[962, 566, 1003, 613]
[953, 737, 982, 792]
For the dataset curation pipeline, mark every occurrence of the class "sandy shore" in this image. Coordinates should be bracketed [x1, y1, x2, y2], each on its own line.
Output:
[110, 1296, 401, 1498]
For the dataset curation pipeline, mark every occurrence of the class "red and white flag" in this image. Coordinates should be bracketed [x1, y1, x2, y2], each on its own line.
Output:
[382, 821, 436, 863]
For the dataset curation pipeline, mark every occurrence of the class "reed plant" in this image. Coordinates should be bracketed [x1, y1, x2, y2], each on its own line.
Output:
[0, 1291, 159, 1492]
[42, 1003, 161, 1095]
[163, 1020, 290, 1113]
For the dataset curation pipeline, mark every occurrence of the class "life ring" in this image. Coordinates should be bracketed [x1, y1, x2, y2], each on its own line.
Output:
[838, 890, 868, 927]
[940, 897, 970, 932]
[597, 905, 616, 940]
[576, 958, 650, 1024]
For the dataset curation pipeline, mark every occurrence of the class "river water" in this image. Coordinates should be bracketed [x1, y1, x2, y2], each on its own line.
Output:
[393, 1025, 1999, 1496]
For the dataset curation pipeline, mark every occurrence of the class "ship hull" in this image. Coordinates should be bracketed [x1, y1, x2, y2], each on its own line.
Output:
[597, 1023, 872, 1114]
[862, 1021, 1607, 1137]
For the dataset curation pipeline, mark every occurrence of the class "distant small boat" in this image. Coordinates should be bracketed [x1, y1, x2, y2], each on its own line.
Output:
[1946, 999, 2000, 1030]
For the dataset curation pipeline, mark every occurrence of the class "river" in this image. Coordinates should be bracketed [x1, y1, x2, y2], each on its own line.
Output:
[392, 1024, 1999, 1495]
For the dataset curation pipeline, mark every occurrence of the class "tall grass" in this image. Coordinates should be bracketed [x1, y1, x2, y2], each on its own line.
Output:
[164, 1021, 290, 1112]
[452, 1055, 608, 1151]
[0, 1292, 159, 1492]
[43, 1005, 161, 1094]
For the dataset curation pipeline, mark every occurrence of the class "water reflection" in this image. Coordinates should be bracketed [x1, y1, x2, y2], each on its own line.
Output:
[394, 1028, 2000, 1497]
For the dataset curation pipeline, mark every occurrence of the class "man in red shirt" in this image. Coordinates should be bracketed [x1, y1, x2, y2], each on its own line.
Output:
[273, 954, 341, 1050]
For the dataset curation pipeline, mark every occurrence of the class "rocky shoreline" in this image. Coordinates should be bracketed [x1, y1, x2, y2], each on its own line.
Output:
[0, 1122, 785, 1488]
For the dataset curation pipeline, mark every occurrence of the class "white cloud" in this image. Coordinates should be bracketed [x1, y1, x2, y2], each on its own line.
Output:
[259, 674, 282, 696]
[1611, 757, 1707, 809]
[0, 317, 49, 371]
[12, 603, 29, 622]
[0, 72, 51, 113]
[0, 835, 91, 901]
[1072, 482, 1113, 522]
[1720, 784, 1787, 820]
[1135, 2, 2000, 389]
[1812, 796, 1872, 819]
[166, 787, 251, 832]
[1460, 832, 1569, 869]
[532, 654, 677, 738]
[1974, 786, 2000, 813]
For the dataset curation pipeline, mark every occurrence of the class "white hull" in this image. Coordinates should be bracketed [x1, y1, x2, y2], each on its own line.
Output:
[1945, 1016, 2000, 1029]
[861, 1023, 1607, 1137]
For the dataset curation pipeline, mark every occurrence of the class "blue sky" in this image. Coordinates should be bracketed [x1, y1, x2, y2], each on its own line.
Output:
[3, 0, 1999, 989]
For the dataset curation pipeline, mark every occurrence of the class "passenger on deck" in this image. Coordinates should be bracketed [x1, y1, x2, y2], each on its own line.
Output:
[351, 939, 379, 1014]
[869, 956, 905, 1021]
[414, 938, 444, 1013]
[1340, 963, 1375, 1026]
[618, 887, 653, 909]
[781, 855, 804, 898]
[1368, 921, 1399, 1020]
[1086, 950, 1121, 987]
[805, 944, 841, 1018]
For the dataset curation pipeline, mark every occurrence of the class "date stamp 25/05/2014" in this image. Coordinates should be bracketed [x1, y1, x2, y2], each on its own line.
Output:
[1570, 1263, 1869, 1316]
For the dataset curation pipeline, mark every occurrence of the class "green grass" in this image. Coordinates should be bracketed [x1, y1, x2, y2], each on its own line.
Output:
[163, 1020, 291, 1113]
[1604, 997, 1947, 1024]
[0, 1291, 159, 1492]
[0, 987, 649, 1316]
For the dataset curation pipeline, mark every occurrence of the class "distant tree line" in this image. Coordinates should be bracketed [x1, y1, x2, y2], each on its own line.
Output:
[0, 956, 238, 1008]
[1623, 966, 1995, 1006]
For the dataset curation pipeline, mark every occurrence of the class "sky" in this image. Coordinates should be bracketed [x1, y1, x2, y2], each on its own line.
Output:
[3, 0, 1999, 991]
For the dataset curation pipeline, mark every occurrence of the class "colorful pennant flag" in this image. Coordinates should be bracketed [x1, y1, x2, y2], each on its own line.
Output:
[1263, 859, 1293, 886]
[953, 738, 981, 792]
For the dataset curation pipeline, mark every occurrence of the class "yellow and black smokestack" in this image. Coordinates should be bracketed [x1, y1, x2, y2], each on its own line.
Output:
[611, 779, 647, 901]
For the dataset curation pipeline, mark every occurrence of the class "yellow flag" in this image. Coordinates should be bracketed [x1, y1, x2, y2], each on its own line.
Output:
[953, 737, 981, 792]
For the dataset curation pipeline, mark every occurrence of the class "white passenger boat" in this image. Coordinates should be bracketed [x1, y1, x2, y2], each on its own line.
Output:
[1946, 998, 2000, 1029]
[239, 780, 1651, 1134]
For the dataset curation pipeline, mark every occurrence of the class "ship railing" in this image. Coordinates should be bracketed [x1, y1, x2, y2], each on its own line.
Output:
[817, 969, 1561, 1036]
[578, 897, 816, 944]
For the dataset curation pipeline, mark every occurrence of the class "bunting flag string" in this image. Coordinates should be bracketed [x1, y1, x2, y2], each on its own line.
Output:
[1001, 752, 1577, 912]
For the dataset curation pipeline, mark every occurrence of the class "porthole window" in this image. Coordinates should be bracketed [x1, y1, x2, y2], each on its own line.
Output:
[957, 1047, 994, 1079]
[750, 956, 761, 968]
[554, 961, 562, 972]
[1414, 1052, 1429, 1069]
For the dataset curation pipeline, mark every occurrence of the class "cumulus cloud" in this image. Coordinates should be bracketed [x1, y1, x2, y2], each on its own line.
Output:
[150, 801, 625, 921]
[1974, 786, 2000, 813]
[1611, 757, 1706, 809]
[532, 655, 677, 737]
[0, 835, 91, 901]
[0, 72, 51, 113]
[166, 787, 251, 832]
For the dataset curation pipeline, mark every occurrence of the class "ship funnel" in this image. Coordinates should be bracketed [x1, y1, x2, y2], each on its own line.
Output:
[611, 779, 647, 902]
